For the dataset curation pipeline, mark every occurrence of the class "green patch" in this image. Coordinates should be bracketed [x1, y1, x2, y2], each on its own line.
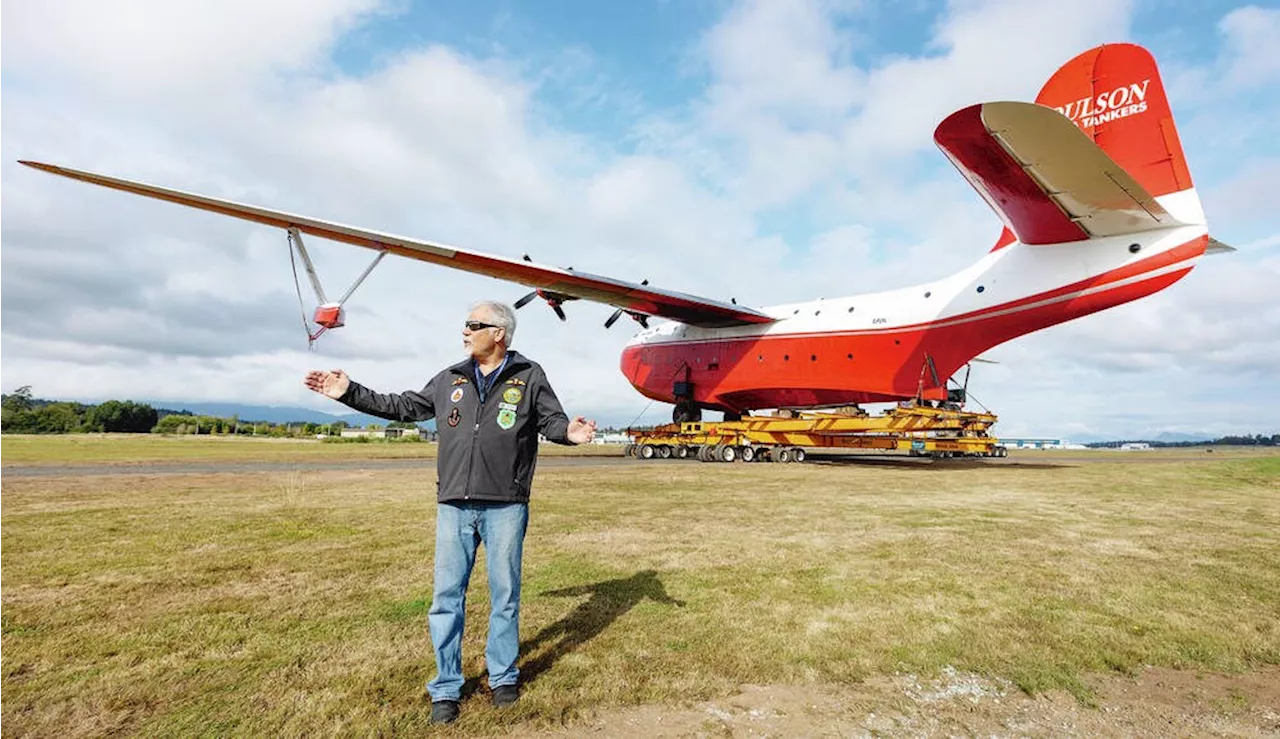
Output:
[377, 598, 431, 622]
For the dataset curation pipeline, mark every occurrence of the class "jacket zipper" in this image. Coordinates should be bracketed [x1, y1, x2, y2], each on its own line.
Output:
[464, 360, 518, 501]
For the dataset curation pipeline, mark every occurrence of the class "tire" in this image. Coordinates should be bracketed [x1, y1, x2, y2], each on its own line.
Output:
[675, 445, 690, 459]
[658, 445, 672, 459]
[639, 444, 656, 460]
[791, 447, 806, 463]
[716, 444, 737, 463]
[698, 445, 715, 462]
[623, 443, 635, 457]
[739, 445, 756, 463]
[775, 447, 791, 463]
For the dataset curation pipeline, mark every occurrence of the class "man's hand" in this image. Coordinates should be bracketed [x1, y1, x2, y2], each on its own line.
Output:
[304, 369, 351, 400]
[567, 416, 597, 445]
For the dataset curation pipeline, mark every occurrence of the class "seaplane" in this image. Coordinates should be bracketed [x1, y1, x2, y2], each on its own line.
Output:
[21, 43, 1228, 424]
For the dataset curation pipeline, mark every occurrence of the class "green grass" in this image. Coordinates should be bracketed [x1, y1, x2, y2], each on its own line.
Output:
[3, 441, 1278, 735]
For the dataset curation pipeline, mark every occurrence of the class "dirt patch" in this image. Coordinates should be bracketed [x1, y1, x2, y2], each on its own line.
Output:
[523, 667, 1280, 737]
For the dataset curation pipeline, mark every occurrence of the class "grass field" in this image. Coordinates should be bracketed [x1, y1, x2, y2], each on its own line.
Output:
[3, 437, 1278, 736]
[0, 433, 615, 465]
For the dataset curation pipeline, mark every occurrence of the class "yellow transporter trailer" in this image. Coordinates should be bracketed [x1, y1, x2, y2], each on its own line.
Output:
[625, 404, 1006, 463]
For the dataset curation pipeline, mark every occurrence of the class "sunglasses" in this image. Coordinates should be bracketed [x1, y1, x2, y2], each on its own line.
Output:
[464, 320, 501, 331]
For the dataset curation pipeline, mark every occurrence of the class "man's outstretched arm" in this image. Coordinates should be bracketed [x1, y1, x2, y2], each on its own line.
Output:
[303, 369, 436, 422]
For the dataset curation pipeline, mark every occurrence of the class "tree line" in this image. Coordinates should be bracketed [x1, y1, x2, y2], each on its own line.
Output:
[1086, 434, 1279, 448]
[0, 387, 410, 437]
[2, 387, 160, 433]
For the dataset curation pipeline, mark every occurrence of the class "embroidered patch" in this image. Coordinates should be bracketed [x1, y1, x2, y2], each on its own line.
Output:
[496, 408, 517, 430]
[451, 377, 470, 386]
[447, 407, 461, 427]
[502, 387, 522, 404]
[505, 377, 526, 386]
[450, 387, 464, 403]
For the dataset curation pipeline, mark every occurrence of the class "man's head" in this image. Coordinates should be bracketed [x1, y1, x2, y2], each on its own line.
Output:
[463, 301, 517, 361]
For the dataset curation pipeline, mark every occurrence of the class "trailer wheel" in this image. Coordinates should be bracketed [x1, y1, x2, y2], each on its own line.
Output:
[623, 443, 635, 457]
[775, 447, 792, 463]
[639, 444, 656, 460]
[658, 444, 672, 459]
[790, 447, 807, 463]
[698, 445, 715, 462]
[739, 445, 756, 463]
[675, 445, 690, 459]
[716, 444, 737, 463]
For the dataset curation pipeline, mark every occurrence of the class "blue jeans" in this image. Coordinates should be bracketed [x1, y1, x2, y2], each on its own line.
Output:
[427, 501, 529, 701]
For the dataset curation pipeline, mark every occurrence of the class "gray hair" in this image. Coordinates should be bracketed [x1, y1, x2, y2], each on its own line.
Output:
[472, 300, 517, 346]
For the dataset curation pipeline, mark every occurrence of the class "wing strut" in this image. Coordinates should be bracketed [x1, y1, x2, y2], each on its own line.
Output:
[287, 227, 387, 347]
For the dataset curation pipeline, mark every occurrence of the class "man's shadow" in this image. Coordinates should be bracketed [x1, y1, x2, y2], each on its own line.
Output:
[517, 569, 683, 686]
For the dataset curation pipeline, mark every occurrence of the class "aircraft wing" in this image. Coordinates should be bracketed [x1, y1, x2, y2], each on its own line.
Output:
[19, 161, 775, 329]
[933, 101, 1181, 246]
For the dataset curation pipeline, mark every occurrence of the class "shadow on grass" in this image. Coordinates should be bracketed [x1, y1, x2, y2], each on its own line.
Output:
[517, 570, 684, 686]
[806, 453, 1069, 470]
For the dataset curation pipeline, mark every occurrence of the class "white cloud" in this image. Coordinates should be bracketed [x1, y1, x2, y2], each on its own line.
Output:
[1219, 5, 1280, 91]
[1, 0, 380, 101]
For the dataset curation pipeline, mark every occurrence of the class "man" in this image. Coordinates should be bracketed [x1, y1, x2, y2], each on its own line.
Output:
[304, 301, 596, 725]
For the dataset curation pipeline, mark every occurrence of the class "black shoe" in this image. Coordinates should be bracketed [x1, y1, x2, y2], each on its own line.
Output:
[430, 700, 459, 724]
[491, 685, 519, 708]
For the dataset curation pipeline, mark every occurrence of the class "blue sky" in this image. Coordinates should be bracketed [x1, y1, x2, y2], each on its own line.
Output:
[2, 0, 1277, 439]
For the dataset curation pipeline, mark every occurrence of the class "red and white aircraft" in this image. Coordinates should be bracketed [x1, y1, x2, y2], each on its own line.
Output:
[22, 43, 1227, 423]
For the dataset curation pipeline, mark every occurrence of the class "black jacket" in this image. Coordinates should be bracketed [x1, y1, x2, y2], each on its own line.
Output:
[337, 351, 574, 503]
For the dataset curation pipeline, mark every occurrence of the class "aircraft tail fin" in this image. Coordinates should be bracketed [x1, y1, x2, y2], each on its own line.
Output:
[1036, 43, 1194, 203]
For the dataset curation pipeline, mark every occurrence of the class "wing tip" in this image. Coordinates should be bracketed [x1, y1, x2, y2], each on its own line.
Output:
[18, 160, 57, 173]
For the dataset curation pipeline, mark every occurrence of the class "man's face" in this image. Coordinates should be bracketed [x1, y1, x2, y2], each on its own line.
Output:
[462, 307, 505, 359]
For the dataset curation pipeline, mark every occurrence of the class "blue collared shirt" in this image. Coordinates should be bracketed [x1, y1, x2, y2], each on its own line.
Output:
[473, 353, 510, 405]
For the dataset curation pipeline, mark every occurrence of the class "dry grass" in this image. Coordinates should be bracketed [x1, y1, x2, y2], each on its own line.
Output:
[0, 433, 618, 465]
[2, 442, 1278, 736]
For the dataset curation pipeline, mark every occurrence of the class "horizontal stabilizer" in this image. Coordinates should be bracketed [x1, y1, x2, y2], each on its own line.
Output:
[1205, 237, 1236, 255]
[935, 101, 1182, 245]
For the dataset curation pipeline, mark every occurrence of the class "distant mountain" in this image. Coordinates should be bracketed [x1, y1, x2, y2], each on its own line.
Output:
[145, 401, 432, 430]
[1152, 431, 1214, 443]
[1067, 434, 1113, 445]
[1005, 431, 1214, 445]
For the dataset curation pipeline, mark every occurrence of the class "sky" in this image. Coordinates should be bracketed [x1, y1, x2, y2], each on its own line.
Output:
[2, 0, 1277, 440]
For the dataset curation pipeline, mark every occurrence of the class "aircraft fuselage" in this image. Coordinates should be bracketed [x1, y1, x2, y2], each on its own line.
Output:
[621, 220, 1207, 412]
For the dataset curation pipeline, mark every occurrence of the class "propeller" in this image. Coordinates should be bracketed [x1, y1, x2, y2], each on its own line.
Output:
[515, 254, 577, 320]
[605, 280, 649, 329]
[514, 287, 573, 321]
[604, 309, 649, 329]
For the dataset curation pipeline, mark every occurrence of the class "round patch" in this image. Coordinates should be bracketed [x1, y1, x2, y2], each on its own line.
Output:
[502, 387, 522, 404]
[450, 387, 464, 403]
